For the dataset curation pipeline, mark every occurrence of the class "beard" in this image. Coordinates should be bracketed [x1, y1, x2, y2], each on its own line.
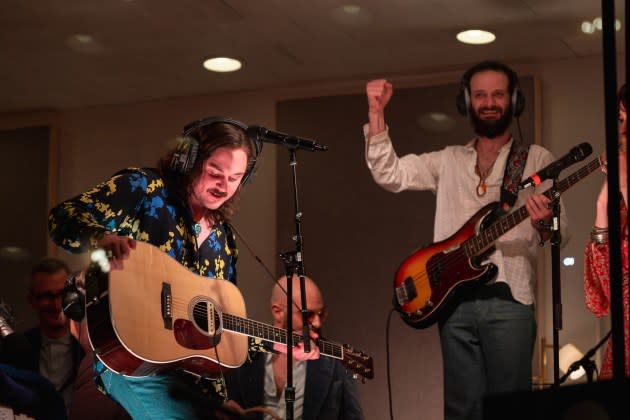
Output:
[470, 104, 513, 139]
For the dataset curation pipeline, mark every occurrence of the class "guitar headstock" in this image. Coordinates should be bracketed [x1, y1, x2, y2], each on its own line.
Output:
[341, 344, 374, 381]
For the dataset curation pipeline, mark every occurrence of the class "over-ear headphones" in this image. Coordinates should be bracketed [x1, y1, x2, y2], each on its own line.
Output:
[171, 116, 262, 185]
[455, 61, 525, 118]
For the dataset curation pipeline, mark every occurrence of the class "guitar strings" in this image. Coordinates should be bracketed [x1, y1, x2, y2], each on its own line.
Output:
[168, 296, 344, 357]
[401, 157, 602, 305]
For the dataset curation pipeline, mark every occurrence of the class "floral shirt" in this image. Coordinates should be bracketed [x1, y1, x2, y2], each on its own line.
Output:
[583, 199, 630, 380]
[48, 167, 238, 400]
[48, 167, 237, 281]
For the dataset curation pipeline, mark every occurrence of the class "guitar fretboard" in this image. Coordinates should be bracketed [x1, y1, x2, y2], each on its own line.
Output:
[221, 313, 343, 359]
[465, 156, 602, 256]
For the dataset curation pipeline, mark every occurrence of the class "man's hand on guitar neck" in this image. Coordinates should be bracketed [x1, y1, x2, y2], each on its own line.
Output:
[96, 233, 137, 270]
[273, 329, 321, 361]
[525, 193, 553, 242]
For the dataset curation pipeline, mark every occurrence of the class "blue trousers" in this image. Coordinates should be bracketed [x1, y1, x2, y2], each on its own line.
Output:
[438, 287, 536, 420]
[95, 361, 224, 419]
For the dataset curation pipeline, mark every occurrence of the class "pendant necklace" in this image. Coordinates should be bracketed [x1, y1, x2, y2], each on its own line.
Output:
[193, 222, 202, 237]
[475, 159, 495, 197]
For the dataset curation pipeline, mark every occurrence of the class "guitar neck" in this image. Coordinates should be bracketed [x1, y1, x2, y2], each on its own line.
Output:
[467, 156, 602, 254]
[221, 313, 343, 359]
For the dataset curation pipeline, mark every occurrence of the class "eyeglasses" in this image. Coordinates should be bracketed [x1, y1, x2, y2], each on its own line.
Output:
[301, 307, 328, 323]
[32, 290, 64, 303]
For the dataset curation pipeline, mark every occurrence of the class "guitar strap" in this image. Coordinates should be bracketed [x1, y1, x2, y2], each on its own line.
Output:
[498, 140, 530, 214]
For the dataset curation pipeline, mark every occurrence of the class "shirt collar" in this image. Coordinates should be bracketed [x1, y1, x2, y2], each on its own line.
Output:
[41, 331, 72, 346]
[464, 136, 514, 153]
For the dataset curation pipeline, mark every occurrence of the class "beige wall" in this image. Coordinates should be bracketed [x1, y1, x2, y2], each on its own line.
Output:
[0, 54, 622, 419]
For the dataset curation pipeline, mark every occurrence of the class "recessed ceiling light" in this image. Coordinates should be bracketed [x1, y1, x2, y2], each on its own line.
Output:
[417, 112, 456, 132]
[331, 4, 371, 25]
[66, 34, 103, 53]
[203, 57, 242, 73]
[0, 246, 30, 260]
[456, 29, 496, 45]
[343, 5, 361, 14]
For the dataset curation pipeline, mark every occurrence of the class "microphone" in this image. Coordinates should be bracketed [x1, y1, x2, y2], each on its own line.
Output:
[0, 300, 15, 338]
[519, 142, 592, 189]
[62, 272, 86, 322]
[248, 126, 328, 152]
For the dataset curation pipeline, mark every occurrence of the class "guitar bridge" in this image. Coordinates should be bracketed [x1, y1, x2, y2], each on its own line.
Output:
[395, 277, 417, 306]
[161, 282, 172, 329]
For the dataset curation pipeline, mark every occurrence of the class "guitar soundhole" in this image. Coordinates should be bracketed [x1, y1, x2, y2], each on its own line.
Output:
[192, 302, 210, 331]
[172, 296, 223, 350]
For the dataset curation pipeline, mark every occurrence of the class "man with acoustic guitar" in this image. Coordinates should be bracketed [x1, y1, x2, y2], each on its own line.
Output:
[48, 117, 319, 419]
[364, 61, 569, 420]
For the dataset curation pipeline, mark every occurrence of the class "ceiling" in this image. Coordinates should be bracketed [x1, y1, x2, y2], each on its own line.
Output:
[0, 0, 625, 114]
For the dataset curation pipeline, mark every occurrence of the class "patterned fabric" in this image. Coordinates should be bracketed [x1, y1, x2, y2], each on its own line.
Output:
[500, 143, 530, 212]
[48, 167, 239, 405]
[583, 199, 630, 380]
[48, 167, 237, 281]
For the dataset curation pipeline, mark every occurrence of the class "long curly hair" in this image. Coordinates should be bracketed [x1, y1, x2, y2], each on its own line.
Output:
[157, 121, 256, 223]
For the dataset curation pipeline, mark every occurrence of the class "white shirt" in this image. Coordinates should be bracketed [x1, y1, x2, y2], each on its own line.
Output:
[364, 125, 570, 305]
[39, 331, 74, 413]
[263, 352, 306, 420]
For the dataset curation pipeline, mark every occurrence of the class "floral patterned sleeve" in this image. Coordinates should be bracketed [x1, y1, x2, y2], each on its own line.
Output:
[48, 168, 158, 253]
[584, 241, 611, 317]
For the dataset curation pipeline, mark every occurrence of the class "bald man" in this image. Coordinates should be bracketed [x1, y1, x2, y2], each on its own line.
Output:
[224, 275, 364, 420]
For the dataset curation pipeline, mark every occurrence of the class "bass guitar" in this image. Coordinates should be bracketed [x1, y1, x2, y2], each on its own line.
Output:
[394, 155, 603, 329]
[83, 241, 373, 380]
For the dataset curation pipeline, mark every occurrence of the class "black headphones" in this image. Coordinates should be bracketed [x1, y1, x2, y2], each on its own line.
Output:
[171, 116, 262, 185]
[455, 61, 525, 118]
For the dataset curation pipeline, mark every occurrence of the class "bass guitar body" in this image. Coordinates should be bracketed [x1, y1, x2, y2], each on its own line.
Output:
[394, 202, 499, 329]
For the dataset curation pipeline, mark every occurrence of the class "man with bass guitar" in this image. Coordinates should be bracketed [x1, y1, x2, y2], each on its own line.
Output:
[363, 61, 569, 420]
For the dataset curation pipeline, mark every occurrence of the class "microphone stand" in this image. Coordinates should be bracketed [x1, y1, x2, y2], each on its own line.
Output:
[559, 330, 611, 384]
[544, 179, 564, 387]
[279, 147, 311, 420]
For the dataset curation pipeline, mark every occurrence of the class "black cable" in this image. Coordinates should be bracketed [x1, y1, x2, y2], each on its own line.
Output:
[231, 223, 301, 313]
[515, 115, 525, 145]
[558, 329, 611, 384]
[386, 307, 396, 420]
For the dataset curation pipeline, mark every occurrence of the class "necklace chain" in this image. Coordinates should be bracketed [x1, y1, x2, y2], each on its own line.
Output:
[475, 158, 496, 197]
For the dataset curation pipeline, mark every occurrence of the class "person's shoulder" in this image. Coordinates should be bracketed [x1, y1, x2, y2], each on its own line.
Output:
[526, 143, 563, 159]
[23, 327, 40, 343]
[113, 167, 161, 179]
[528, 143, 552, 154]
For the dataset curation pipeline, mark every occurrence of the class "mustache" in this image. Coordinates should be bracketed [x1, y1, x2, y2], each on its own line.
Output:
[208, 189, 227, 198]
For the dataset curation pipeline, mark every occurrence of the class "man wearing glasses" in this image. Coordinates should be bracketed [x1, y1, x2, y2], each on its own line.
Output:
[224, 274, 364, 420]
[1, 258, 84, 416]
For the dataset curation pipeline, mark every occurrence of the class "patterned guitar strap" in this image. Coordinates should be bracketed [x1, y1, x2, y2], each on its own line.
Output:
[498, 140, 530, 214]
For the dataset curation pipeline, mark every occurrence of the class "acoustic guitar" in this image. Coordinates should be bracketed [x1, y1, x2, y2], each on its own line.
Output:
[83, 241, 374, 380]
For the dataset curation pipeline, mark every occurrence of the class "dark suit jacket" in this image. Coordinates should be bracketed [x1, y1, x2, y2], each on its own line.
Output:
[225, 351, 364, 420]
[0, 327, 84, 390]
[0, 327, 83, 420]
